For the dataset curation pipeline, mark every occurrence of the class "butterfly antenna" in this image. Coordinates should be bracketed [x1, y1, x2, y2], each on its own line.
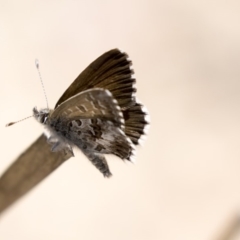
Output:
[35, 59, 49, 109]
[6, 115, 34, 127]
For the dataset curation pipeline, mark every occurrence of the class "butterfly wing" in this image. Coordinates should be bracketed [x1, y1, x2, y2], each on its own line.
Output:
[51, 88, 124, 128]
[49, 88, 135, 176]
[123, 102, 150, 145]
[55, 49, 136, 109]
[54, 48, 149, 146]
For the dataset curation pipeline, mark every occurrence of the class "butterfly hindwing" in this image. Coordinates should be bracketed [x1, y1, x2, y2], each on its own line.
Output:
[123, 102, 150, 145]
[50, 117, 134, 160]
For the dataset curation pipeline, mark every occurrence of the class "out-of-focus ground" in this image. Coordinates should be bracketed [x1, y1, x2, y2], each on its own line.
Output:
[1, 1, 240, 240]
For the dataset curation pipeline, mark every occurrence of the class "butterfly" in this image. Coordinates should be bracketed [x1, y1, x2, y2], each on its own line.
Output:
[33, 49, 149, 177]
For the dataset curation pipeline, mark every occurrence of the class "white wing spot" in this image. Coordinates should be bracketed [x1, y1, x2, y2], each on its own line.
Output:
[144, 114, 150, 123]
[75, 106, 82, 112]
[101, 110, 106, 115]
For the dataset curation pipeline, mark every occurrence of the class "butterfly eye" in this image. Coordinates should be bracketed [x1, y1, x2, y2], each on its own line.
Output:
[39, 115, 44, 123]
[39, 113, 49, 124]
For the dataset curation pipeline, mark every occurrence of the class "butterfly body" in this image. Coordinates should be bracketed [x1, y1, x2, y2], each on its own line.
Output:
[34, 49, 149, 177]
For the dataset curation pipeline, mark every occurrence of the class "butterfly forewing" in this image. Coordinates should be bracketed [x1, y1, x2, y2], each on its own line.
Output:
[51, 88, 124, 127]
[55, 49, 136, 109]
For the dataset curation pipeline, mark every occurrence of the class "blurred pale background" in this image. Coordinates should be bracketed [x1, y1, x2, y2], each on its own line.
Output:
[1, 1, 240, 240]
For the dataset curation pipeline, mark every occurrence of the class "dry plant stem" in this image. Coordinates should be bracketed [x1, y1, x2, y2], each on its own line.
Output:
[0, 134, 72, 215]
[214, 213, 240, 240]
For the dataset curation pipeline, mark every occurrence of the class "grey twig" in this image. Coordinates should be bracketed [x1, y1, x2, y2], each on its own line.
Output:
[0, 134, 72, 215]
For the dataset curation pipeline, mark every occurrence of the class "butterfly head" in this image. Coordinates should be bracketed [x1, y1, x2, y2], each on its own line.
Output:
[33, 107, 50, 124]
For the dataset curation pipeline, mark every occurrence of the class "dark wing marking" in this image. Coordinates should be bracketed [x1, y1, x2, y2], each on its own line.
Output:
[49, 111, 135, 162]
[55, 49, 136, 109]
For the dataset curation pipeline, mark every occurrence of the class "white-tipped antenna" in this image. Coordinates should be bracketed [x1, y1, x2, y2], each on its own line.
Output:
[6, 60, 49, 127]
[6, 115, 34, 127]
[35, 59, 49, 109]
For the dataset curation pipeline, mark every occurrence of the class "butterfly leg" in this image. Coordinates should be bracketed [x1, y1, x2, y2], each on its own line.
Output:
[46, 136, 62, 152]
[47, 136, 56, 144]
[47, 136, 74, 157]
[82, 150, 112, 178]
[51, 142, 60, 152]
[63, 145, 74, 157]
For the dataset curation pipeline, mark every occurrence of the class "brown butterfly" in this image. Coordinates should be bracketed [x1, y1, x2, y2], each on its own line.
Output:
[31, 49, 149, 177]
